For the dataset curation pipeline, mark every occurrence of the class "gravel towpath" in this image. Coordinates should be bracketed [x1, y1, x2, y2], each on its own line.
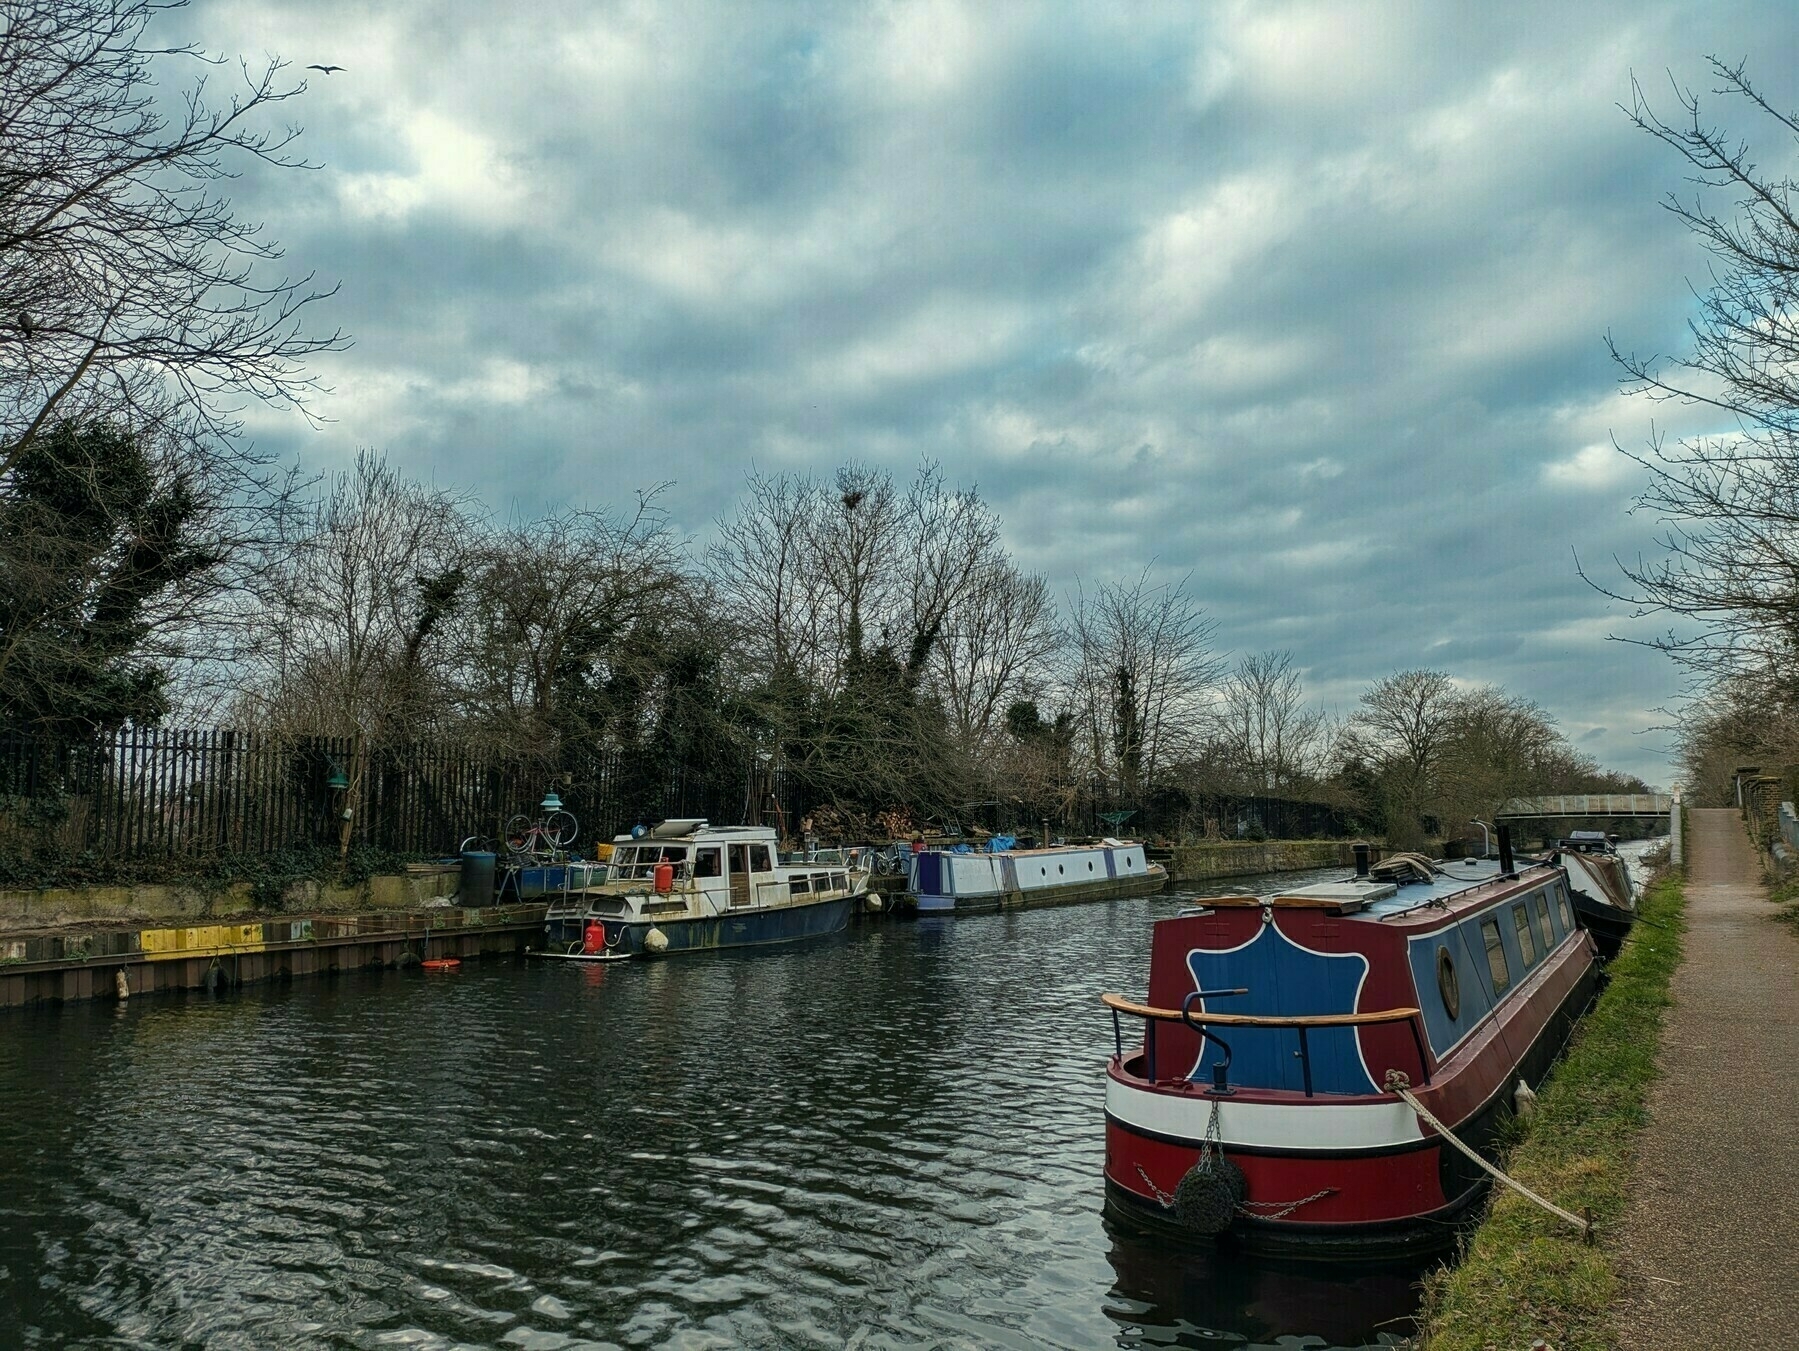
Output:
[1614, 808, 1799, 1346]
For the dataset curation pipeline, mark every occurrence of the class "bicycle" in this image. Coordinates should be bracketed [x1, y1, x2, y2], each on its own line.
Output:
[503, 808, 579, 861]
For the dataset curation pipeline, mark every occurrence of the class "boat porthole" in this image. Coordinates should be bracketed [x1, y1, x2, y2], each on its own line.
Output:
[1058, 864, 1065, 874]
[1437, 945, 1460, 1020]
[1088, 862, 1094, 871]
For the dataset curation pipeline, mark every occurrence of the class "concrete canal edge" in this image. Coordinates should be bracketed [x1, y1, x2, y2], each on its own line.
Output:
[0, 862, 462, 931]
[0, 864, 528, 1008]
[1165, 839, 1376, 885]
[0, 903, 549, 1007]
[1413, 869, 1688, 1351]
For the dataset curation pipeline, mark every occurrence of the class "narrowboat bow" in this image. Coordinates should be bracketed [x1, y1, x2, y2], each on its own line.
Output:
[1101, 855, 1598, 1256]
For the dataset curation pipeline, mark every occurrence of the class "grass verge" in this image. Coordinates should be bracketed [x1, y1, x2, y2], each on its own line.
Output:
[1413, 870, 1688, 1351]
[1766, 873, 1799, 929]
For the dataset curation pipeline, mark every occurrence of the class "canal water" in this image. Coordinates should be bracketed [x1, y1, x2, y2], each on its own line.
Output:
[0, 870, 1423, 1350]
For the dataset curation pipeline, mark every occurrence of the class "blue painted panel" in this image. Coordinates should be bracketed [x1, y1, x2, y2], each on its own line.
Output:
[1408, 921, 1497, 1057]
[914, 852, 942, 897]
[1185, 925, 1375, 1094]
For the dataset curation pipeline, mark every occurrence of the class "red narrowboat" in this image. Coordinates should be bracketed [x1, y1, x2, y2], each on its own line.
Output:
[1102, 853, 1598, 1256]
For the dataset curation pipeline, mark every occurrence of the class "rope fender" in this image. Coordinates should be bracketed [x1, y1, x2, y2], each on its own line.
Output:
[1133, 1100, 1337, 1233]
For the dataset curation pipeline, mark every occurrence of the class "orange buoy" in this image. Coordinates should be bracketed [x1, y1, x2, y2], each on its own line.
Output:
[421, 957, 461, 971]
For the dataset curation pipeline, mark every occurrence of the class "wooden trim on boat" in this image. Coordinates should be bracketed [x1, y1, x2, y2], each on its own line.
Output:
[1100, 992, 1423, 1028]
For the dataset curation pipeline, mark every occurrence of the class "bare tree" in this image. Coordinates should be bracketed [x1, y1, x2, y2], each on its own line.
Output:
[459, 492, 687, 759]
[239, 451, 470, 740]
[706, 459, 1019, 815]
[1343, 669, 1458, 847]
[931, 562, 1062, 749]
[1434, 686, 1569, 829]
[1218, 650, 1328, 793]
[707, 468, 832, 691]
[0, 0, 342, 477]
[1070, 569, 1224, 798]
[1590, 60, 1799, 684]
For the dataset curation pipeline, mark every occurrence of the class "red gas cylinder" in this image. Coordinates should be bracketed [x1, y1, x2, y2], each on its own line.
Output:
[653, 862, 674, 894]
[583, 920, 606, 954]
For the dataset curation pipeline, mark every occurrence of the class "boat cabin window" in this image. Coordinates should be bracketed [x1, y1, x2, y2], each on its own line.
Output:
[609, 845, 691, 881]
[1555, 882, 1573, 930]
[1533, 893, 1555, 948]
[1481, 918, 1510, 992]
[749, 843, 773, 873]
[694, 847, 721, 878]
[1512, 904, 1537, 966]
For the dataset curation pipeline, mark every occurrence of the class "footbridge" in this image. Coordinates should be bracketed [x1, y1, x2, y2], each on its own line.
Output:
[1496, 793, 1673, 821]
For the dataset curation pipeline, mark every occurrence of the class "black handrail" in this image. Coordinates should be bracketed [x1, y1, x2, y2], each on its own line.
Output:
[1181, 988, 1245, 1095]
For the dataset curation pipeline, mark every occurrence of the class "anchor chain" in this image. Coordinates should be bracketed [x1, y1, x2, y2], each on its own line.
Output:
[1134, 1100, 1337, 1226]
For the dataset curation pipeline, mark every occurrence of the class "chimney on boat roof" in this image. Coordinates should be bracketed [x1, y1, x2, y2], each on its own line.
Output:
[1497, 824, 1516, 877]
[1352, 842, 1370, 877]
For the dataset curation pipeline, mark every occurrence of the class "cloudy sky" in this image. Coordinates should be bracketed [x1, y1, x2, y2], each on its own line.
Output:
[165, 0, 1799, 784]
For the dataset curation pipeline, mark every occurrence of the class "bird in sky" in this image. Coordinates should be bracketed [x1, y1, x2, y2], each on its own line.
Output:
[306, 64, 344, 74]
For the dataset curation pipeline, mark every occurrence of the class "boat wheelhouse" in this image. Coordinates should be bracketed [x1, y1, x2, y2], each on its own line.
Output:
[905, 839, 1167, 914]
[537, 820, 867, 959]
[1101, 854, 1598, 1256]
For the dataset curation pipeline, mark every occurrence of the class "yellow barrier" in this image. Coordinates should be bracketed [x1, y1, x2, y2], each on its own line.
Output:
[139, 923, 267, 960]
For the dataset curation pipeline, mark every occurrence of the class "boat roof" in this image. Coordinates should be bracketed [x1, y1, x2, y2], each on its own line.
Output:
[609, 820, 777, 845]
[1193, 857, 1556, 922]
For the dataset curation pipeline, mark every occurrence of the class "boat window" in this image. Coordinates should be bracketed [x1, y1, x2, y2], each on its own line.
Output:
[789, 876, 812, 896]
[1482, 919, 1510, 992]
[832, 871, 847, 891]
[1436, 945, 1460, 1019]
[1512, 905, 1537, 966]
[1534, 893, 1555, 948]
[1556, 882, 1573, 930]
[749, 844, 773, 872]
[694, 848, 721, 878]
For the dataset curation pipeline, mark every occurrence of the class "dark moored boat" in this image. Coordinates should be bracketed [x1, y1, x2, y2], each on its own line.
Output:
[1548, 832, 1636, 959]
[1101, 853, 1598, 1256]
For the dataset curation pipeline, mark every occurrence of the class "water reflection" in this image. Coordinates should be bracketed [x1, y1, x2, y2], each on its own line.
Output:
[1104, 1222, 1421, 1347]
[0, 867, 1422, 1350]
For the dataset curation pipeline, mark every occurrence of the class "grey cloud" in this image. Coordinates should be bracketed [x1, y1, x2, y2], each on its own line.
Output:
[165, 0, 1799, 782]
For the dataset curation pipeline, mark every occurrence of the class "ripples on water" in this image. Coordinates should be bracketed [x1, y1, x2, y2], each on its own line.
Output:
[0, 872, 1421, 1349]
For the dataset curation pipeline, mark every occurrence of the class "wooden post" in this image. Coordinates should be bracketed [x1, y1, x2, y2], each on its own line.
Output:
[339, 731, 363, 864]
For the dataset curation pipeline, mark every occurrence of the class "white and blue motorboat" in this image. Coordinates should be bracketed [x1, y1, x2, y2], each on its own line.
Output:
[905, 837, 1167, 914]
[537, 820, 869, 959]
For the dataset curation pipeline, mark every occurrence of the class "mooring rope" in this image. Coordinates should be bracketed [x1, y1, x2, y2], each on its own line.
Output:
[1383, 1069, 1591, 1240]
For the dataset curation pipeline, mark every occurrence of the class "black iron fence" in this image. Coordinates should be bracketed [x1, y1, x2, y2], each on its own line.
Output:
[945, 789, 1355, 843]
[0, 728, 804, 863]
[0, 727, 1359, 866]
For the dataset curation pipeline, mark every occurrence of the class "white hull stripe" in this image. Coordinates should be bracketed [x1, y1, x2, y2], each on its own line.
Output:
[1106, 1077, 1425, 1153]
